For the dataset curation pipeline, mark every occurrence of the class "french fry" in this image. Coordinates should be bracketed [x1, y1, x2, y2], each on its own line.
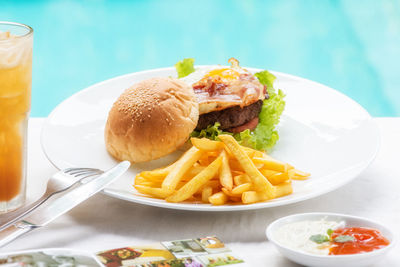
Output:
[140, 172, 166, 180]
[292, 176, 309, 180]
[287, 169, 295, 179]
[139, 162, 177, 179]
[243, 148, 256, 158]
[201, 186, 213, 203]
[241, 191, 269, 204]
[140, 181, 162, 188]
[233, 174, 251, 186]
[241, 191, 260, 204]
[196, 180, 220, 194]
[266, 172, 290, 185]
[254, 163, 264, 169]
[209, 191, 228, 205]
[294, 169, 311, 177]
[191, 137, 224, 151]
[198, 154, 209, 165]
[228, 159, 244, 171]
[134, 175, 147, 185]
[274, 181, 293, 198]
[134, 175, 162, 187]
[259, 169, 278, 178]
[229, 196, 242, 203]
[232, 183, 253, 195]
[166, 157, 222, 202]
[252, 157, 288, 172]
[254, 151, 266, 158]
[185, 165, 206, 178]
[176, 180, 193, 189]
[228, 197, 242, 204]
[135, 136, 310, 206]
[232, 170, 244, 176]
[162, 147, 203, 193]
[221, 187, 240, 197]
[139, 175, 165, 185]
[219, 150, 233, 190]
[207, 151, 219, 157]
[219, 135, 275, 198]
[291, 169, 310, 180]
[241, 146, 265, 158]
[134, 185, 172, 199]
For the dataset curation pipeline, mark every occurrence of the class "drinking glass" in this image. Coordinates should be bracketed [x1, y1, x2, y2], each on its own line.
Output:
[0, 22, 33, 213]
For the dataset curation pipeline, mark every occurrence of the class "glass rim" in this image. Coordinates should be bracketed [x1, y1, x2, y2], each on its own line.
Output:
[0, 21, 33, 41]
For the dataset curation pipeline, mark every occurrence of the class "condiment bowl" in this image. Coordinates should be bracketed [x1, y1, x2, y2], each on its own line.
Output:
[266, 212, 396, 267]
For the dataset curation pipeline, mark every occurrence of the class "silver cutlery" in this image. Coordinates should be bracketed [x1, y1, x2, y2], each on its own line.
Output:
[0, 161, 130, 247]
[0, 167, 104, 230]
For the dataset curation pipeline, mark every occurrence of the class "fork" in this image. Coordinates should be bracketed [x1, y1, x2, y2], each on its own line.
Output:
[0, 167, 104, 231]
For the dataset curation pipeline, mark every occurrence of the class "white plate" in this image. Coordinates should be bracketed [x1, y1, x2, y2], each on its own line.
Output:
[41, 66, 379, 211]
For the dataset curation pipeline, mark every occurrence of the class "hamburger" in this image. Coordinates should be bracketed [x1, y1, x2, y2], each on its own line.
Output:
[177, 58, 285, 151]
[105, 58, 285, 163]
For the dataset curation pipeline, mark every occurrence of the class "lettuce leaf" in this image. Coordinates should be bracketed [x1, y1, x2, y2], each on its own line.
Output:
[248, 87, 285, 150]
[175, 58, 195, 78]
[190, 122, 224, 140]
[254, 70, 276, 91]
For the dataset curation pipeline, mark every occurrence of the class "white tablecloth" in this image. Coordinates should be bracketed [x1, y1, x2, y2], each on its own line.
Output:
[1, 118, 399, 266]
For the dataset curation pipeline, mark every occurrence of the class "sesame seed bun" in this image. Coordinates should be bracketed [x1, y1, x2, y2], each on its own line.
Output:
[105, 77, 199, 163]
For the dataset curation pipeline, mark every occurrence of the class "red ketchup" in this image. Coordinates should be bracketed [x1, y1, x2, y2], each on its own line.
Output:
[329, 227, 390, 255]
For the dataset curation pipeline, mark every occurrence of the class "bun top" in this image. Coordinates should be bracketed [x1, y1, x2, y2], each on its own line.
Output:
[105, 77, 199, 163]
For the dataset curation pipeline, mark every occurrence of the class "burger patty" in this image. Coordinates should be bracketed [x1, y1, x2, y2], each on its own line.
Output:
[195, 100, 263, 131]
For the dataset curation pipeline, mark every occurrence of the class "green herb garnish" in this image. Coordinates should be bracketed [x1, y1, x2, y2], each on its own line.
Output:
[309, 234, 330, 244]
[327, 228, 333, 238]
[333, 235, 355, 243]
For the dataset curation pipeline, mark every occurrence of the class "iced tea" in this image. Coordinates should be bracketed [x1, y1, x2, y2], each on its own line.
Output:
[0, 22, 33, 213]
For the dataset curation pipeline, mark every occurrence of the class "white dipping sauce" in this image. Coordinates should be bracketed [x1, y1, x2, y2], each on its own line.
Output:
[274, 219, 345, 255]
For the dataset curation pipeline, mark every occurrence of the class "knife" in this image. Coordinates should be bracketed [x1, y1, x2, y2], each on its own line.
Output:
[0, 161, 130, 248]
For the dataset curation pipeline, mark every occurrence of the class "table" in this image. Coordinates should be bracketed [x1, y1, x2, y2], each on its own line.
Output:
[1, 118, 399, 266]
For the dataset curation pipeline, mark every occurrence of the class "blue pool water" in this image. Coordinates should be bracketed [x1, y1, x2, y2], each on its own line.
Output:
[1, 0, 399, 117]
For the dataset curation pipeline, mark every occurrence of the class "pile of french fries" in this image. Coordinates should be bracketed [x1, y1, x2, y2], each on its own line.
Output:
[134, 135, 310, 205]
